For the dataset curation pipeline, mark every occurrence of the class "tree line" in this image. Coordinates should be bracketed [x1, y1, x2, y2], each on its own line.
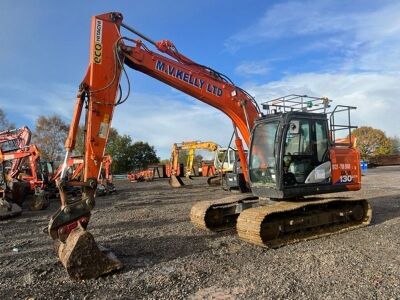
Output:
[352, 126, 399, 160]
[0, 109, 159, 174]
[1, 108, 399, 170]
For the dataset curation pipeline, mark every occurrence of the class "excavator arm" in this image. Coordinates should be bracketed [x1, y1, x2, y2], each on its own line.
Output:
[49, 12, 261, 280]
[121, 34, 260, 179]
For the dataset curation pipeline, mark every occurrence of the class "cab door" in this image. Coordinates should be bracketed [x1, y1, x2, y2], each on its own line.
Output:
[282, 118, 329, 186]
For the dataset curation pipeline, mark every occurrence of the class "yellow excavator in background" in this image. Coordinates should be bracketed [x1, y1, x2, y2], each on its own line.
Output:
[169, 141, 219, 187]
[169, 141, 239, 188]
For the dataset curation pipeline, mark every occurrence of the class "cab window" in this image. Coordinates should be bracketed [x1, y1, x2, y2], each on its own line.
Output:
[249, 121, 279, 184]
[285, 120, 311, 155]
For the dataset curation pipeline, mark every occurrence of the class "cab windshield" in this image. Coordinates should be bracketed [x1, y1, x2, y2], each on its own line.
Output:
[249, 121, 279, 185]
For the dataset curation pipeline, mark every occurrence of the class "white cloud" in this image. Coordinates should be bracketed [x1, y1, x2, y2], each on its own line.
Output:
[111, 92, 233, 158]
[3, 1, 399, 160]
[224, 1, 400, 139]
[0, 82, 235, 159]
[225, 1, 354, 51]
[225, 1, 400, 72]
[227, 0, 400, 44]
[246, 72, 400, 137]
[0, 82, 74, 123]
[235, 61, 270, 76]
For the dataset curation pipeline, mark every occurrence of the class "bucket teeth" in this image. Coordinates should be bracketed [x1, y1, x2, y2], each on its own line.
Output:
[56, 224, 123, 280]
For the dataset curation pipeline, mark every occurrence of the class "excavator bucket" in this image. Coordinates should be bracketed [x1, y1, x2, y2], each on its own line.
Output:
[169, 175, 184, 187]
[55, 224, 123, 280]
[0, 199, 22, 220]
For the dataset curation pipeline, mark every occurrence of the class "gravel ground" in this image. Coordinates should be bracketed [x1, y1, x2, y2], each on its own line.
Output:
[1, 166, 399, 299]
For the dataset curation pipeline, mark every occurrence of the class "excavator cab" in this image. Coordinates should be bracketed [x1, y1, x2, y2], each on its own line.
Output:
[249, 95, 360, 199]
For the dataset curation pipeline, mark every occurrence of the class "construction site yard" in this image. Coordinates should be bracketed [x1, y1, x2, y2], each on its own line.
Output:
[1, 165, 399, 299]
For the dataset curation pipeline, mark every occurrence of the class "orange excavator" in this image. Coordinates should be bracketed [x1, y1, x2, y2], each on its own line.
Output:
[49, 155, 84, 198]
[1, 144, 50, 211]
[48, 12, 371, 280]
[1, 127, 32, 218]
[0, 126, 31, 154]
[0, 127, 49, 217]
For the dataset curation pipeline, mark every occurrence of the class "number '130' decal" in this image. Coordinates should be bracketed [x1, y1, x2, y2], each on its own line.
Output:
[340, 175, 353, 183]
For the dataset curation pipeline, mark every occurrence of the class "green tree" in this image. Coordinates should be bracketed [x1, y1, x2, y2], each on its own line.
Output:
[0, 109, 15, 131]
[178, 151, 188, 164]
[106, 133, 134, 173]
[71, 125, 158, 173]
[105, 127, 120, 154]
[352, 126, 393, 160]
[127, 141, 159, 171]
[32, 115, 68, 162]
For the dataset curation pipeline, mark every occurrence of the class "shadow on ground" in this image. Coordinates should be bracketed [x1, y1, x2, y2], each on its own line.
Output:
[369, 194, 400, 225]
[108, 233, 217, 270]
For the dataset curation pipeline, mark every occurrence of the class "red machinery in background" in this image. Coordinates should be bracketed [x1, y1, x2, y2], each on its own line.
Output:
[0, 127, 44, 218]
[97, 154, 116, 195]
[1, 144, 50, 211]
[51, 154, 115, 196]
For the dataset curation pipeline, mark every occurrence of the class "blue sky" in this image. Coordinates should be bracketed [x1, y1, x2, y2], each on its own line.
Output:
[1, 0, 399, 158]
